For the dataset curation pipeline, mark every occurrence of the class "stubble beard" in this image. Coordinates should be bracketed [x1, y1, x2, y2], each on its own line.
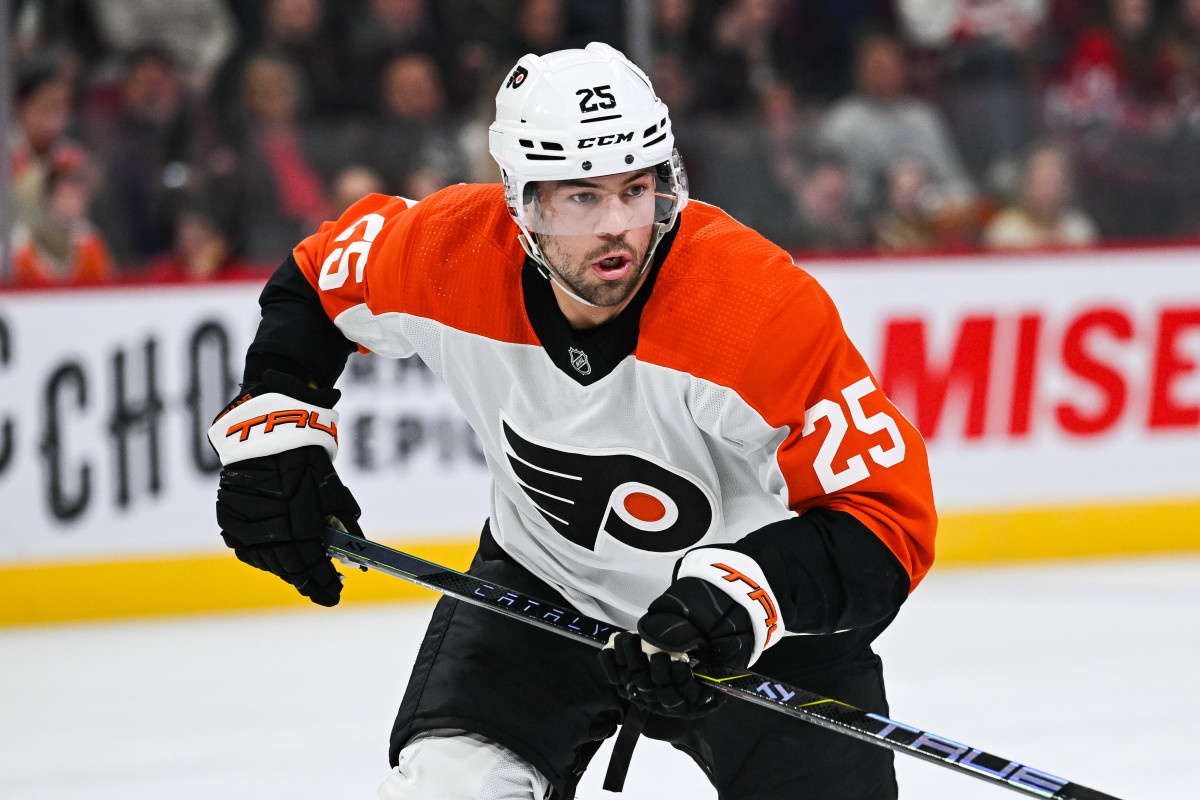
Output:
[540, 233, 650, 308]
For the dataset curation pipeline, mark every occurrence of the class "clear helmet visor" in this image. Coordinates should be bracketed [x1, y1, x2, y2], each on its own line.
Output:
[514, 160, 685, 237]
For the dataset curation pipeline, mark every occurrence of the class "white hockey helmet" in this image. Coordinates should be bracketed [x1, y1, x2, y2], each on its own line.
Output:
[489, 42, 688, 262]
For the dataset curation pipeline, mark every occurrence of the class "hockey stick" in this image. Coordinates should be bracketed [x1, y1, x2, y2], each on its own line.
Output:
[325, 527, 1124, 800]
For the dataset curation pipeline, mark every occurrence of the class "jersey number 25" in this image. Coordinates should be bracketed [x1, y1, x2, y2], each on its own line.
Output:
[318, 213, 386, 291]
[802, 376, 906, 494]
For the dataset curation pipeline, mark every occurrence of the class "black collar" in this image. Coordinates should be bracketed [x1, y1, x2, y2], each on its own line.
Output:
[521, 220, 680, 385]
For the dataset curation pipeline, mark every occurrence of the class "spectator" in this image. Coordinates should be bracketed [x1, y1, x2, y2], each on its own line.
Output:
[210, 53, 333, 264]
[1044, 0, 1182, 239]
[12, 57, 89, 231]
[429, 1, 520, 110]
[454, 63, 516, 184]
[504, 0, 568, 61]
[702, 0, 774, 109]
[8, 0, 107, 70]
[753, 82, 841, 247]
[786, 154, 868, 252]
[1046, 0, 1175, 129]
[896, 0, 1047, 190]
[1161, 0, 1200, 227]
[1164, 0, 1200, 101]
[211, 0, 350, 121]
[344, 0, 440, 114]
[653, 51, 699, 123]
[682, 82, 808, 248]
[85, 46, 204, 268]
[81, 0, 236, 87]
[655, 0, 703, 58]
[984, 141, 1098, 249]
[872, 159, 957, 252]
[699, 0, 879, 110]
[12, 158, 114, 286]
[349, 0, 437, 57]
[331, 165, 387, 217]
[816, 33, 976, 215]
[367, 51, 466, 195]
[143, 206, 253, 281]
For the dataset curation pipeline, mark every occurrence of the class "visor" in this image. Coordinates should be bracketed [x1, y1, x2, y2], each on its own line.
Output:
[516, 165, 682, 237]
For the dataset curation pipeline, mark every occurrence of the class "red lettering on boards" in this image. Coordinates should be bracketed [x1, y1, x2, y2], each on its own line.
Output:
[1148, 308, 1200, 429]
[877, 305, 1200, 441]
[880, 316, 994, 441]
[1055, 308, 1132, 437]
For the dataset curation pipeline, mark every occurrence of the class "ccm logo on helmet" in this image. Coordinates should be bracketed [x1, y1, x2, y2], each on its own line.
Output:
[713, 562, 780, 646]
[578, 132, 634, 148]
[224, 409, 338, 444]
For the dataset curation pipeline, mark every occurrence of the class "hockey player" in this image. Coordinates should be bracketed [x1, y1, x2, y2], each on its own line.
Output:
[210, 43, 936, 799]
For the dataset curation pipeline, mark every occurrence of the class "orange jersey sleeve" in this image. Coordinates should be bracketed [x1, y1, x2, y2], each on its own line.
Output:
[640, 203, 936, 592]
[290, 192, 414, 353]
[735, 274, 937, 590]
[288, 185, 537, 355]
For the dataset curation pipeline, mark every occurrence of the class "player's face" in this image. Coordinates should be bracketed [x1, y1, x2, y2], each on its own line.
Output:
[533, 170, 657, 308]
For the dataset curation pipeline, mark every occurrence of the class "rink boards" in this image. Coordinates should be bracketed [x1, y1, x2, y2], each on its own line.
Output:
[1, 246, 1197, 623]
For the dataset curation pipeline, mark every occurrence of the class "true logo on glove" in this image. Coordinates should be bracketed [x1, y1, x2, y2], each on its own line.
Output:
[223, 409, 338, 444]
[712, 562, 779, 646]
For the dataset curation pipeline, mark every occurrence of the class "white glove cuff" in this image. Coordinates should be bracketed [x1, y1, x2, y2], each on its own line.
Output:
[207, 392, 339, 465]
[676, 548, 786, 667]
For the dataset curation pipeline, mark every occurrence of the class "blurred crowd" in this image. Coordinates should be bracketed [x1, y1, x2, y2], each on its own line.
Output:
[7, 0, 1200, 287]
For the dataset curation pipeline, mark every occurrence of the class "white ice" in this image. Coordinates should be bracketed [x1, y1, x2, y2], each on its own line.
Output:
[2, 555, 1197, 800]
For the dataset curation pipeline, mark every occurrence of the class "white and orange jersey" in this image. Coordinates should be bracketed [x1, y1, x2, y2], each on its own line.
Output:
[287, 183, 937, 632]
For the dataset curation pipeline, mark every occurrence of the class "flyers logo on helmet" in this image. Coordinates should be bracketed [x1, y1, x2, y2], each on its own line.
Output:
[501, 416, 716, 553]
[506, 66, 528, 89]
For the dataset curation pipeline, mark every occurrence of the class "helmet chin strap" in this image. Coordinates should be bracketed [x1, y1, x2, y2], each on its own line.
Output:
[520, 223, 671, 311]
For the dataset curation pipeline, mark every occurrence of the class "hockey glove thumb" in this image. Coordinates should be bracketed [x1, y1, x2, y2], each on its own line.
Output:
[211, 370, 362, 607]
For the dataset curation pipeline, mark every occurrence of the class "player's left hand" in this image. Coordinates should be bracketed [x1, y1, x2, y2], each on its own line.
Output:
[598, 547, 786, 717]
[598, 573, 756, 718]
[598, 627, 724, 718]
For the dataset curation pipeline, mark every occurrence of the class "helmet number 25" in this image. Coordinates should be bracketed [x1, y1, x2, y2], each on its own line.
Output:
[576, 85, 617, 113]
[802, 376, 906, 494]
[318, 213, 386, 291]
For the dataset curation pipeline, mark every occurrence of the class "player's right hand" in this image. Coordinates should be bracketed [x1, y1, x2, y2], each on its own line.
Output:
[209, 371, 362, 607]
[216, 445, 360, 606]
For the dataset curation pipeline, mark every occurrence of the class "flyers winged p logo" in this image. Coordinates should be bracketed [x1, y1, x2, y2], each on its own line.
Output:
[501, 416, 716, 553]
[506, 66, 529, 89]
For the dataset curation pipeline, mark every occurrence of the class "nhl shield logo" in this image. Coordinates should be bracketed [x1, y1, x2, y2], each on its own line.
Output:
[568, 347, 592, 375]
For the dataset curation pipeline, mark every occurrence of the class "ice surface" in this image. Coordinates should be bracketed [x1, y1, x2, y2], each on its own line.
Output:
[2, 555, 1196, 799]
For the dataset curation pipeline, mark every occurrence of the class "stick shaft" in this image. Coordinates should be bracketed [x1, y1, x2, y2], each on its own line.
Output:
[326, 528, 1123, 800]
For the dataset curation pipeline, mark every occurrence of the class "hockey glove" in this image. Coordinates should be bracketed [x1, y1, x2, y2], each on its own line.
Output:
[209, 370, 361, 607]
[598, 548, 786, 718]
[599, 630, 723, 718]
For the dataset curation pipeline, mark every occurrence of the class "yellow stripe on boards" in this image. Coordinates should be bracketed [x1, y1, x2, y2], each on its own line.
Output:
[935, 499, 1200, 564]
[2, 498, 1198, 626]
[0, 539, 478, 627]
